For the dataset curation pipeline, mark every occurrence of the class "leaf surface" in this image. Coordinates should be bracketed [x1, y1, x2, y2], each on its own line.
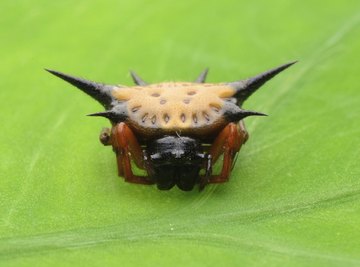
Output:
[1, 1, 360, 266]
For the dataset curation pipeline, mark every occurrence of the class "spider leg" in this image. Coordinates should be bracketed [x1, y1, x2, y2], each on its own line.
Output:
[207, 121, 248, 184]
[110, 122, 154, 185]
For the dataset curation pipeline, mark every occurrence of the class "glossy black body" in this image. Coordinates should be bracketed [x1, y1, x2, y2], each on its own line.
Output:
[145, 136, 210, 191]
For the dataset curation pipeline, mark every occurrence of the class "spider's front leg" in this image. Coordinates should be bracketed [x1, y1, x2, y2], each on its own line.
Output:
[206, 121, 248, 184]
[100, 123, 154, 185]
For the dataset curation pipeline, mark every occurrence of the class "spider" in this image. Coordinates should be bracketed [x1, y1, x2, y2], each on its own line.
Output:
[47, 61, 295, 191]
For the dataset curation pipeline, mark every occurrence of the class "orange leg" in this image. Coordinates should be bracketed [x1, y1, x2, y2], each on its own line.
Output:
[110, 123, 154, 185]
[206, 121, 248, 184]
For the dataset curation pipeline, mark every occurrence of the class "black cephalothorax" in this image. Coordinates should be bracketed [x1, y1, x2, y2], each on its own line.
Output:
[145, 136, 211, 191]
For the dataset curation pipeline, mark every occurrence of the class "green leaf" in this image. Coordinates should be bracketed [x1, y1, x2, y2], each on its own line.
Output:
[1, 1, 360, 266]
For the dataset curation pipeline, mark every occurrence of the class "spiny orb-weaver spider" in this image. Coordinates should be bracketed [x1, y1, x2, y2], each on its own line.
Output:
[47, 61, 295, 191]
